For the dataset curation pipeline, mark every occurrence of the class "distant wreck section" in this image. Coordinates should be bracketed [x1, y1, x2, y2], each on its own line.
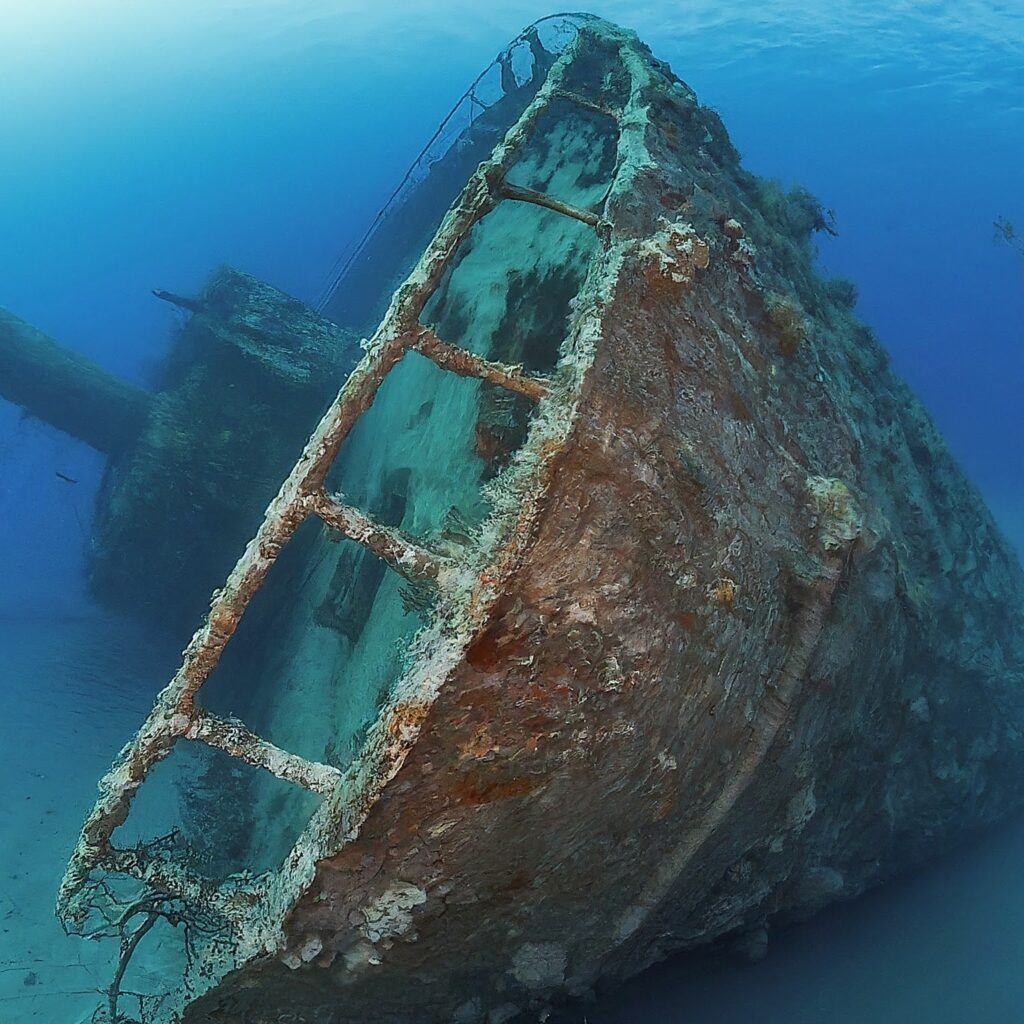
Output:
[0, 269, 359, 630]
[50, 14, 1024, 1024]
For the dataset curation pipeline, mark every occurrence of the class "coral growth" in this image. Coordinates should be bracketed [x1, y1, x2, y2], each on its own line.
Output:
[765, 293, 808, 357]
[824, 276, 858, 310]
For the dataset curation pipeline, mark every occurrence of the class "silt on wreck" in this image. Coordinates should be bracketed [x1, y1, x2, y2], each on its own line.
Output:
[44, 14, 1024, 1024]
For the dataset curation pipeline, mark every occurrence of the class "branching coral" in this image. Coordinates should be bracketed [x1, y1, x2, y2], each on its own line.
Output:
[75, 834, 234, 1024]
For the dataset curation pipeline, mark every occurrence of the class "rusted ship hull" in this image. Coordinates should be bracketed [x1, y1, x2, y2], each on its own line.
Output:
[59, 16, 1024, 1024]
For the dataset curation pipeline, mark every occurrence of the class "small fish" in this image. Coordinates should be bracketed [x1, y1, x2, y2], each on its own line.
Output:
[55, 471, 78, 484]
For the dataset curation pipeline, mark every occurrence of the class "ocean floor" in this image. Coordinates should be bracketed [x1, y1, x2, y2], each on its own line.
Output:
[4, 596, 1024, 1023]
[585, 815, 1024, 1023]
[0, 613, 183, 1023]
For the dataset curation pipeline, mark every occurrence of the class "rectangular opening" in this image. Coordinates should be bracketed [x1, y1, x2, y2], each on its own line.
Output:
[196, 520, 432, 771]
[420, 199, 598, 376]
[504, 98, 619, 217]
[328, 351, 515, 517]
[112, 741, 321, 883]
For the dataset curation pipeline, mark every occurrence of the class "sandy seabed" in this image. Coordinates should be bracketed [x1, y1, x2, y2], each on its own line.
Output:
[0, 614, 182, 1022]
[5, 563, 1024, 1024]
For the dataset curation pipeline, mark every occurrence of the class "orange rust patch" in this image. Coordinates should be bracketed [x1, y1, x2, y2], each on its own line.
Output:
[521, 713, 556, 732]
[476, 569, 502, 591]
[459, 724, 498, 760]
[466, 627, 510, 672]
[525, 680, 572, 705]
[675, 610, 698, 631]
[710, 577, 737, 609]
[538, 436, 564, 463]
[386, 700, 431, 742]
[452, 774, 540, 805]
[643, 261, 686, 303]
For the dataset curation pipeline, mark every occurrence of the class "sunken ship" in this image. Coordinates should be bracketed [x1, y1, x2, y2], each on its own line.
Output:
[5, 13, 1021, 1023]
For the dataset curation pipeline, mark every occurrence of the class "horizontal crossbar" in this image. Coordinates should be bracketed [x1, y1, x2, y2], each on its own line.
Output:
[500, 182, 601, 227]
[308, 490, 451, 584]
[411, 327, 551, 401]
[186, 710, 342, 796]
[554, 88, 620, 119]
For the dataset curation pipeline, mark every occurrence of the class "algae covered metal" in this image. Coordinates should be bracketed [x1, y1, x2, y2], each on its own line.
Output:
[0, 269, 359, 631]
[55, 15, 1024, 1024]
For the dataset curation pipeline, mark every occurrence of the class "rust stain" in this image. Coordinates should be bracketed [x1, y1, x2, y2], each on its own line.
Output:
[730, 390, 753, 422]
[452, 774, 541, 805]
[505, 870, 531, 893]
[710, 577, 737, 609]
[386, 700, 431, 743]
[539, 437, 563, 462]
[459, 724, 499, 760]
[521, 713, 556, 732]
[643, 261, 687, 303]
[466, 627, 511, 671]
[475, 422, 505, 465]
[525, 681, 571, 705]
[658, 189, 692, 209]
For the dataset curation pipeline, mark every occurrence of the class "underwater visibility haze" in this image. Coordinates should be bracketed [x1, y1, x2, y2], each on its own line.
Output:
[1, 2, 1022, 1022]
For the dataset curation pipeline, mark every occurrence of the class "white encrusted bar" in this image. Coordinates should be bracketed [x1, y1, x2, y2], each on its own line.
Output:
[501, 181, 602, 227]
[309, 491, 451, 585]
[187, 710, 342, 796]
[554, 88, 620, 119]
[103, 846, 263, 924]
[411, 327, 550, 401]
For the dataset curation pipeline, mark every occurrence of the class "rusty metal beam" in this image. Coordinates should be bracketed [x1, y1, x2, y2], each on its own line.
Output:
[186, 710, 341, 796]
[500, 182, 602, 227]
[554, 88, 620, 119]
[308, 491, 450, 585]
[411, 327, 551, 401]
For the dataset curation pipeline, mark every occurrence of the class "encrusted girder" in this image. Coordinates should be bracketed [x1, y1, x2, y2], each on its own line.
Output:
[102, 846, 265, 924]
[186, 710, 342, 796]
[499, 181, 603, 228]
[308, 490, 454, 585]
[554, 88, 621, 119]
[410, 327, 551, 401]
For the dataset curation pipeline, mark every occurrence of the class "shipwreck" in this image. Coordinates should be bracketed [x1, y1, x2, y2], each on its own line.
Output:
[4, 12, 1020, 1023]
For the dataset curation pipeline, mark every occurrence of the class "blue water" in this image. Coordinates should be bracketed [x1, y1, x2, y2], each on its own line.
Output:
[1, 2, 1021, 1021]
